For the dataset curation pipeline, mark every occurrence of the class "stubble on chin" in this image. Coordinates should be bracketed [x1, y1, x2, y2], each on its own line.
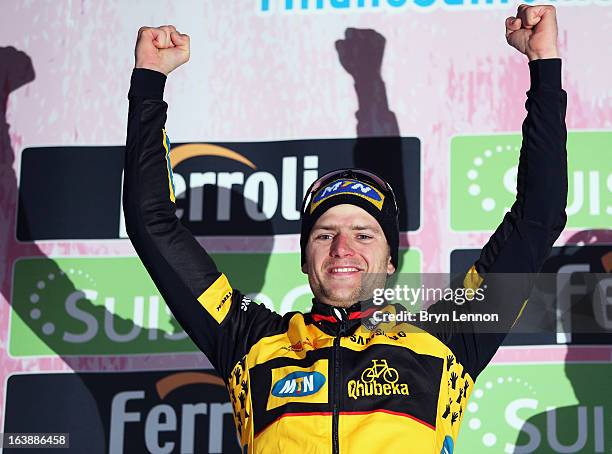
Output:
[322, 272, 389, 308]
[323, 286, 364, 308]
[310, 279, 369, 308]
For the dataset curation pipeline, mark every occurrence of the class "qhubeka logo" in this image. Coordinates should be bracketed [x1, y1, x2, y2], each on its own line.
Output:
[347, 359, 410, 400]
[17, 137, 420, 240]
[271, 371, 326, 397]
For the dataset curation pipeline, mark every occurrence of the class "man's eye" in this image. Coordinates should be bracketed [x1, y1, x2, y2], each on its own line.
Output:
[357, 234, 373, 240]
[316, 234, 333, 240]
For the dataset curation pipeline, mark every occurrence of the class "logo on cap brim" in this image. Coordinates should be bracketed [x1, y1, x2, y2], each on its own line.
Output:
[310, 179, 385, 213]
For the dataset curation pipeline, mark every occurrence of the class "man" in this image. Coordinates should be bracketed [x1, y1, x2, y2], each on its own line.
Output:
[124, 5, 566, 453]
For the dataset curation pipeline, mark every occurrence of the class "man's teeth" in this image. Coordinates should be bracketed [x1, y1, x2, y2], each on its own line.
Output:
[331, 267, 359, 273]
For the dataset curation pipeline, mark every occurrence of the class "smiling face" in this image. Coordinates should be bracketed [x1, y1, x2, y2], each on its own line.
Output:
[302, 204, 396, 308]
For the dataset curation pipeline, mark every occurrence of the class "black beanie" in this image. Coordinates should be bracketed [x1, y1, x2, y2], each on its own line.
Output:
[300, 170, 399, 270]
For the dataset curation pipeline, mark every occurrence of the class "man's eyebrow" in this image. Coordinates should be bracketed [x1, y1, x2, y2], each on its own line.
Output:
[312, 224, 380, 231]
[351, 224, 378, 231]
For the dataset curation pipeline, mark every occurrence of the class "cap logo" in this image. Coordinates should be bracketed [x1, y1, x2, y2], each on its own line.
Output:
[310, 179, 385, 213]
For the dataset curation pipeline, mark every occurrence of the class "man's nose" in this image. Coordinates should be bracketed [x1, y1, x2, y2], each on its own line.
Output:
[330, 233, 354, 258]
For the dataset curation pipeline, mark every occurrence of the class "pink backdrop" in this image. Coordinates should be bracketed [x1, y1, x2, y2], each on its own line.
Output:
[1, 0, 611, 447]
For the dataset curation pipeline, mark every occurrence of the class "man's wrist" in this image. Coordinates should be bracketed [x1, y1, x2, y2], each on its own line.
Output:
[527, 49, 560, 62]
[128, 68, 167, 100]
[528, 58, 562, 91]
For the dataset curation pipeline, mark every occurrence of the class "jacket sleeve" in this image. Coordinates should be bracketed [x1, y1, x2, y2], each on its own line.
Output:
[123, 68, 279, 379]
[429, 58, 568, 378]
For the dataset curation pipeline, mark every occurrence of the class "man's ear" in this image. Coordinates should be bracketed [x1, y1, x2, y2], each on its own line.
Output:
[302, 262, 308, 274]
[387, 255, 396, 275]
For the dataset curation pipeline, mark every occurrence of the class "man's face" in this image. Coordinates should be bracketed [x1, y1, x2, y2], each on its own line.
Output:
[302, 204, 396, 308]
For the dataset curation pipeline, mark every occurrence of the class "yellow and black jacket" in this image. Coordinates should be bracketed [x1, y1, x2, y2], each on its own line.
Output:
[124, 59, 567, 453]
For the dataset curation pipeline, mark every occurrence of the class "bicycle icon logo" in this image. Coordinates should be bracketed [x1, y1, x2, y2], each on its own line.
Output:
[360, 359, 399, 384]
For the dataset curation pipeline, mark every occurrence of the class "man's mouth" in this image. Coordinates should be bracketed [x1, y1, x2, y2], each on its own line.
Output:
[328, 266, 362, 274]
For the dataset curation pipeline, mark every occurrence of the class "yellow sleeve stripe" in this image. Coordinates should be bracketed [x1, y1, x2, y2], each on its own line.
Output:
[197, 274, 233, 324]
[463, 264, 483, 290]
[463, 264, 528, 327]
[162, 128, 176, 203]
[512, 299, 529, 328]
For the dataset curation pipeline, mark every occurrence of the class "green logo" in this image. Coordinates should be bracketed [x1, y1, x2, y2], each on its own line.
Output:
[451, 131, 612, 231]
[10, 250, 420, 357]
[457, 363, 612, 453]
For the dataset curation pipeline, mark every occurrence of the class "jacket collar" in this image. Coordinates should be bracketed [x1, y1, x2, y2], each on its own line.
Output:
[308, 297, 383, 336]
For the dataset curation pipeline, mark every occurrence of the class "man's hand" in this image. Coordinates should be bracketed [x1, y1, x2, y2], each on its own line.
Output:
[134, 25, 190, 75]
[505, 5, 559, 61]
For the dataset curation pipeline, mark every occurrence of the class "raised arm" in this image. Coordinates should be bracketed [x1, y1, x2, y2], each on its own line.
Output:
[124, 26, 278, 378]
[429, 5, 567, 378]
[477, 5, 567, 275]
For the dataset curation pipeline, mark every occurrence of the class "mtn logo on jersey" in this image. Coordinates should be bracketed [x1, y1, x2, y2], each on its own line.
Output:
[310, 179, 385, 213]
[347, 359, 409, 400]
[267, 360, 329, 410]
[271, 371, 325, 397]
[440, 435, 454, 454]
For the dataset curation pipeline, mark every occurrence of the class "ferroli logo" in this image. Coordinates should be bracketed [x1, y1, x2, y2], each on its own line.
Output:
[109, 372, 235, 454]
[169, 144, 319, 223]
[348, 359, 409, 400]
[18, 138, 418, 240]
[271, 371, 326, 397]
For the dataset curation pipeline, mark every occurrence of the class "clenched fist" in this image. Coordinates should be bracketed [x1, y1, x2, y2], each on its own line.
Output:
[505, 5, 559, 60]
[134, 25, 190, 75]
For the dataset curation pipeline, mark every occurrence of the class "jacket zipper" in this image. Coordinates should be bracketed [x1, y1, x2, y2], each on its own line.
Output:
[332, 309, 346, 454]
